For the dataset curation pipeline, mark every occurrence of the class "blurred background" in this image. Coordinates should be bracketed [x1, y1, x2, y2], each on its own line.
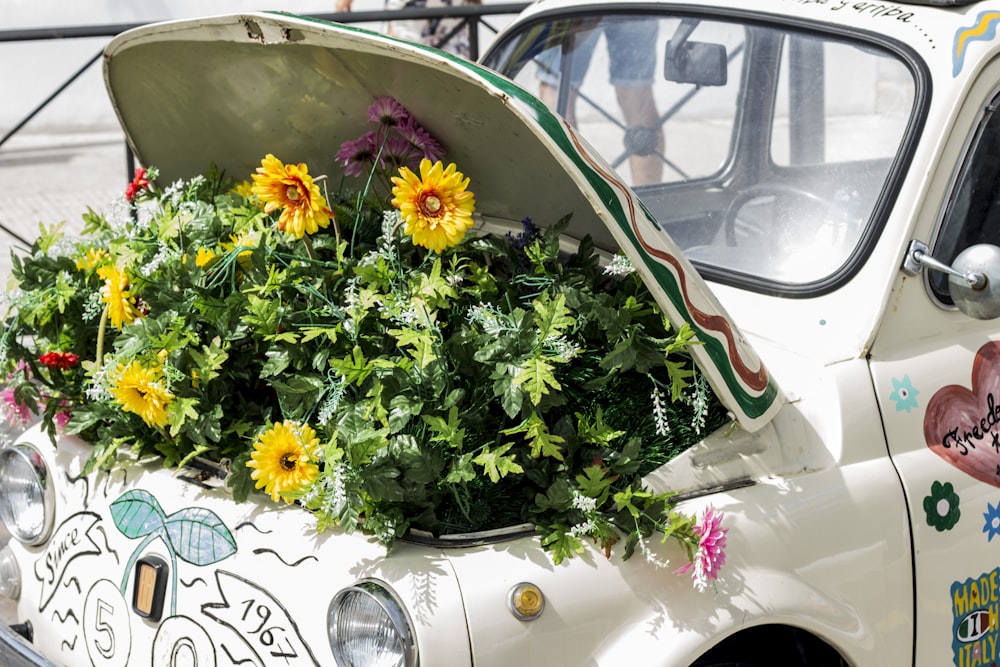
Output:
[0, 0, 520, 283]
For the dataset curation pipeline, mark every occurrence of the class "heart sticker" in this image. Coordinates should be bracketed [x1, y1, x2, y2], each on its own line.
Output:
[924, 340, 1000, 487]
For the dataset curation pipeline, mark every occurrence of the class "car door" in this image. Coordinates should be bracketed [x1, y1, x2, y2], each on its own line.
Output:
[870, 55, 1000, 667]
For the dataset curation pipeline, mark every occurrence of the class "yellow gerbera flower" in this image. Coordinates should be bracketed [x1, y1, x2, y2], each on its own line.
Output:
[194, 247, 216, 268]
[221, 230, 260, 269]
[75, 248, 106, 272]
[250, 154, 334, 239]
[246, 420, 321, 503]
[390, 158, 476, 253]
[232, 180, 255, 200]
[97, 264, 140, 329]
[110, 361, 174, 428]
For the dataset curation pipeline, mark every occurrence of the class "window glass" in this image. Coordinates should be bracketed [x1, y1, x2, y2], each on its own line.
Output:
[931, 96, 1000, 304]
[484, 15, 918, 286]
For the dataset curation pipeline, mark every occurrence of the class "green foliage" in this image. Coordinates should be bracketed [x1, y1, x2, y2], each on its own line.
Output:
[0, 165, 731, 566]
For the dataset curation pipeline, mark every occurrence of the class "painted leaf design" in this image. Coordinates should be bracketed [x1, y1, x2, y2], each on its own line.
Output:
[110, 489, 166, 539]
[164, 507, 237, 566]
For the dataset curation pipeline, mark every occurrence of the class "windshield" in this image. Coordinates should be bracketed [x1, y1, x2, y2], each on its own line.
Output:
[483, 12, 918, 287]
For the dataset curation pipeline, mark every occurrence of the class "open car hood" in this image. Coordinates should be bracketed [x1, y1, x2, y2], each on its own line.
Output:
[103, 11, 782, 431]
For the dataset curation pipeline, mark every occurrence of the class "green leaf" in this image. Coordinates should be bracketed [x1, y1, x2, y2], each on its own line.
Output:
[390, 327, 438, 368]
[576, 408, 625, 447]
[338, 405, 390, 466]
[503, 413, 565, 461]
[422, 406, 466, 450]
[472, 442, 524, 483]
[575, 464, 614, 505]
[600, 327, 665, 375]
[532, 292, 575, 340]
[260, 349, 291, 378]
[270, 374, 325, 420]
[445, 452, 476, 483]
[514, 357, 561, 406]
[299, 326, 340, 343]
[330, 345, 373, 386]
[167, 397, 200, 438]
[411, 257, 458, 308]
[540, 525, 585, 565]
[188, 337, 229, 384]
[35, 221, 67, 255]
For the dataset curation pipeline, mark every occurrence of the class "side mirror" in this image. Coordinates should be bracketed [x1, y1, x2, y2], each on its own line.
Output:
[905, 240, 1000, 320]
[664, 41, 727, 87]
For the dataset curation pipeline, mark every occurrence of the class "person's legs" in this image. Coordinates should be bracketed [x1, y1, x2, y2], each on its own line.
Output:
[615, 85, 663, 185]
[605, 19, 663, 185]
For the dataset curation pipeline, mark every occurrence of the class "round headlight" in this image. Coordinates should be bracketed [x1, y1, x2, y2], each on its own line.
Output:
[329, 581, 417, 667]
[0, 545, 21, 600]
[0, 444, 55, 546]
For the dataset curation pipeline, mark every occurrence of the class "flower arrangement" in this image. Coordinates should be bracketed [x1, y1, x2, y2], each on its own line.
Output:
[0, 97, 729, 581]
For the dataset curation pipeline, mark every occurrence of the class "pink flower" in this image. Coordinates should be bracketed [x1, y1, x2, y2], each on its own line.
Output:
[380, 135, 423, 173]
[367, 96, 410, 128]
[396, 117, 445, 163]
[335, 132, 378, 178]
[0, 389, 33, 428]
[53, 408, 72, 432]
[676, 506, 727, 590]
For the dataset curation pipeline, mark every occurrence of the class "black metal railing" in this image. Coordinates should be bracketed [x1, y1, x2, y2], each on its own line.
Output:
[0, 4, 528, 245]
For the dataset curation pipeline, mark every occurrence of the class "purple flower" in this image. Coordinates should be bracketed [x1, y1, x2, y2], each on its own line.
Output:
[336, 131, 379, 178]
[675, 506, 727, 591]
[506, 217, 540, 251]
[396, 117, 445, 163]
[367, 97, 411, 129]
[380, 135, 423, 173]
[53, 407, 72, 432]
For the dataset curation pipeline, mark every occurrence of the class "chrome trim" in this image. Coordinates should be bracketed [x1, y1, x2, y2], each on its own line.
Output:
[329, 580, 418, 667]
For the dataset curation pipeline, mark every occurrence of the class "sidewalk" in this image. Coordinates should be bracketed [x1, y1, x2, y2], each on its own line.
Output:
[0, 130, 129, 288]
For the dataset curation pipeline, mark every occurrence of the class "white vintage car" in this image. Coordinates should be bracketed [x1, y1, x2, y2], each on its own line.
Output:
[2, 0, 1000, 665]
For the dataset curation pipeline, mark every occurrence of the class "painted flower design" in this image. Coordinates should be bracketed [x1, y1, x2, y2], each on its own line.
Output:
[391, 158, 476, 253]
[889, 375, 919, 413]
[923, 480, 961, 531]
[97, 264, 140, 329]
[984, 501, 1000, 542]
[251, 154, 334, 239]
[110, 361, 174, 428]
[675, 505, 727, 590]
[246, 421, 321, 503]
[125, 167, 151, 202]
[38, 351, 80, 371]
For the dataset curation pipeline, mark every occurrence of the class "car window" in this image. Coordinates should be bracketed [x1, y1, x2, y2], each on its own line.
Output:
[930, 91, 1000, 304]
[484, 13, 919, 288]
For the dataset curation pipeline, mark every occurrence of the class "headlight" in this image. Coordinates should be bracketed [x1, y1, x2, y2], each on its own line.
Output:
[0, 444, 55, 546]
[0, 545, 20, 600]
[329, 580, 417, 667]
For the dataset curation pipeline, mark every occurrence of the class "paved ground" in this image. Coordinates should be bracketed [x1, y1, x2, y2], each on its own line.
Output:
[0, 129, 128, 288]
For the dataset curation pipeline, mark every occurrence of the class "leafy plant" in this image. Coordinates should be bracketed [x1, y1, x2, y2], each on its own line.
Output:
[0, 98, 729, 579]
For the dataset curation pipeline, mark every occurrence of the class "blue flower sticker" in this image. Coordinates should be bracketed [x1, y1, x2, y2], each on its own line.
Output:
[890, 375, 920, 413]
[984, 501, 1000, 542]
